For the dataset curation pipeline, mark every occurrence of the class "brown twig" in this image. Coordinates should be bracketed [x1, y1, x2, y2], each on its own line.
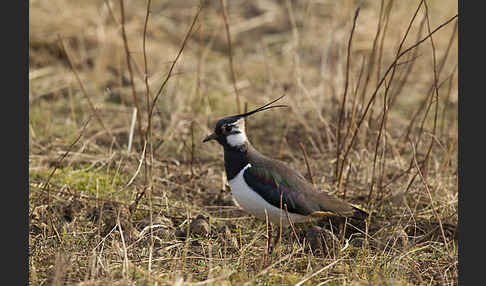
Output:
[119, 0, 144, 144]
[220, 0, 241, 113]
[284, 204, 301, 245]
[298, 142, 315, 186]
[440, 67, 457, 137]
[356, 0, 385, 121]
[349, 55, 366, 148]
[376, 0, 394, 80]
[336, 6, 360, 189]
[419, 0, 441, 180]
[142, 0, 152, 119]
[367, 0, 394, 133]
[140, 2, 156, 271]
[142, 0, 153, 174]
[389, 16, 427, 110]
[148, 6, 201, 132]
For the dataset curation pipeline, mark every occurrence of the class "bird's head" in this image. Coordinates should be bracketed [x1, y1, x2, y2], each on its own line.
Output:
[203, 95, 288, 149]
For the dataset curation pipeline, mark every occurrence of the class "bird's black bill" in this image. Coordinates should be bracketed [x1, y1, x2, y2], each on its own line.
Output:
[203, 132, 218, 143]
[233, 95, 288, 119]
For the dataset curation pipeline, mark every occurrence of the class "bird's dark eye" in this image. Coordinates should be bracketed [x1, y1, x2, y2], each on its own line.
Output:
[224, 125, 233, 132]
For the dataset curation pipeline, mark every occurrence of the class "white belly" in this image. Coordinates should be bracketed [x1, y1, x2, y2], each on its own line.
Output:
[228, 164, 310, 226]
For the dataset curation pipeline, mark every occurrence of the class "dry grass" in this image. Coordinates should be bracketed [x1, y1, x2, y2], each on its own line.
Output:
[29, 0, 458, 285]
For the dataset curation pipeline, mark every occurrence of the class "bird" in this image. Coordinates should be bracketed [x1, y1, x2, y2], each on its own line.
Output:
[203, 95, 368, 228]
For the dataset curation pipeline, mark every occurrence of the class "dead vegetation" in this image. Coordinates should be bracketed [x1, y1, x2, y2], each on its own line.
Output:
[29, 0, 458, 285]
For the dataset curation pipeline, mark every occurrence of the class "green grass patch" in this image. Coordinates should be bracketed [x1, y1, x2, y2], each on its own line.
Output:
[31, 164, 127, 198]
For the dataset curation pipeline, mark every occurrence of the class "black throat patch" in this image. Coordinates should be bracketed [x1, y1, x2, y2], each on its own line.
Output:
[223, 142, 249, 180]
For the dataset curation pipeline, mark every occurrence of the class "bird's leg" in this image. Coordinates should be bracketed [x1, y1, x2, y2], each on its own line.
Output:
[264, 210, 273, 264]
[338, 218, 348, 243]
[267, 222, 273, 256]
[273, 224, 281, 250]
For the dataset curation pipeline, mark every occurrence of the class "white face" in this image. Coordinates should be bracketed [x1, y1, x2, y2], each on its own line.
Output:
[222, 120, 247, 147]
[226, 131, 247, 147]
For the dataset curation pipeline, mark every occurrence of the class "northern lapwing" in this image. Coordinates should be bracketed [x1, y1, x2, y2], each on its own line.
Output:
[203, 96, 368, 228]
